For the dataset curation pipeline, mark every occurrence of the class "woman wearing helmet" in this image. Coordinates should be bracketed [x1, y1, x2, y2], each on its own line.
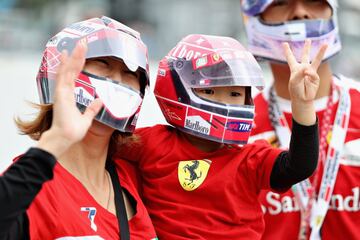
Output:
[117, 33, 325, 239]
[241, 0, 360, 239]
[0, 16, 157, 239]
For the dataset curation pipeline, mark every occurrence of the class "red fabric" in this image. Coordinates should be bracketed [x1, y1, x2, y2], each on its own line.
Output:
[251, 84, 360, 240]
[118, 124, 282, 239]
[27, 159, 157, 240]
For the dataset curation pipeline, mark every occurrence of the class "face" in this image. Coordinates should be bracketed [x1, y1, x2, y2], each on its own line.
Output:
[84, 57, 141, 91]
[261, 0, 332, 24]
[194, 86, 246, 105]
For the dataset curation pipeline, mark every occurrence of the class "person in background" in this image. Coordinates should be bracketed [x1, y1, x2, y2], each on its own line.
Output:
[117, 33, 324, 239]
[0, 16, 157, 240]
[240, 0, 360, 239]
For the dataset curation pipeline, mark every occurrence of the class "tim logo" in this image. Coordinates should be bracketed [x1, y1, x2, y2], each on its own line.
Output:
[81, 207, 97, 232]
[226, 121, 251, 132]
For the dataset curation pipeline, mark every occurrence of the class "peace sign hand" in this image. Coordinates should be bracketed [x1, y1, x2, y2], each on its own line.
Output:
[285, 39, 327, 103]
[284, 39, 327, 126]
[37, 39, 103, 158]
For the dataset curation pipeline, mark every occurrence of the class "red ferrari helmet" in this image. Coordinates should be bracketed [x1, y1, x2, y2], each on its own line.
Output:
[36, 16, 149, 133]
[155, 34, 264, 144]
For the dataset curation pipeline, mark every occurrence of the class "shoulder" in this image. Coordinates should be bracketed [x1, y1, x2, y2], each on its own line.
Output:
[134, 124, 176, 145]
[234, 140, 276, 157]
[113, 159, 141, 191]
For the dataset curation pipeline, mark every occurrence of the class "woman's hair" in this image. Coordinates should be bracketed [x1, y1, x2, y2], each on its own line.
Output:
[15, 103, 138, 157]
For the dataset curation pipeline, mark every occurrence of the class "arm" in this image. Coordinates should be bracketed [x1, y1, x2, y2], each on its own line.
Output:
[0, 148, 56, 238]
[270, 40, 326, 190]
[0, 40, 102, 238]
[270, 118, 318, 190]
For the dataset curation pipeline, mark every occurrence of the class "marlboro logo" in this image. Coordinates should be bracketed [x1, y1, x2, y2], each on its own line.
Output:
[74, 80, 95, 107]
[185, 116, 210, 135]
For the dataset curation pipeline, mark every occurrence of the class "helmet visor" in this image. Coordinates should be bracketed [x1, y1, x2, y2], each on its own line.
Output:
[172, 52, 264, 89]
[57, 29, 147, 73]
[258, 18, 336, 40]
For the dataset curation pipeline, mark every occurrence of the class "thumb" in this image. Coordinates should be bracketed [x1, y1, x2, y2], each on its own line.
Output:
[83, 98, 103, 122]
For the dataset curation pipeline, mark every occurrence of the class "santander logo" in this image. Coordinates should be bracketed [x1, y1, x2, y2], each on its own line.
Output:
[262, 187, 360, 215]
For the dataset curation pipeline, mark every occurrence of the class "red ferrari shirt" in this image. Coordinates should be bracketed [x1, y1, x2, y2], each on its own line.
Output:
[118, 124, 282, 239]
[27, 159, 157, 240]
[250, 77, 360, 240]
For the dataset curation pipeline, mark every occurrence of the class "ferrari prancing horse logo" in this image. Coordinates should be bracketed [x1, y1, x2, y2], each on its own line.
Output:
[178, 159, 211, 191]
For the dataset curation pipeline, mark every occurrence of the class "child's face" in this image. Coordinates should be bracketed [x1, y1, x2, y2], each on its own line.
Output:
[84, 57, 140, 91]
[261, 0, 332, 24]
[194, 86, 246, 105]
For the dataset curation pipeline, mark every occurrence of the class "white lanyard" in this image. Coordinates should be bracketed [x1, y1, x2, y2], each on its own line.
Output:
[268, 78, 351, 240]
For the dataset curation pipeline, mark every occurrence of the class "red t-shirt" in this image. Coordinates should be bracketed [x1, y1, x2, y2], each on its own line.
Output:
[118, 124, 282, 239]
[250, 77, 360, 240]
[27, 159, 157, 240]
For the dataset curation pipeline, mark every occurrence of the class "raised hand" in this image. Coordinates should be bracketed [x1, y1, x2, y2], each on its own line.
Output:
[37, 39, 103, 158]
[284, 39, 327, 103]
[284, 39, 327, 126]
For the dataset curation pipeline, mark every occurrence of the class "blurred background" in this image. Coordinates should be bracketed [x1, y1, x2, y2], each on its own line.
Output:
[1, 0, 360, 171]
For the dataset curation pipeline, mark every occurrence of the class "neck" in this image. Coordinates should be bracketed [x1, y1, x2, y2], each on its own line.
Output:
[181, 131, 223, 152]
[270, 62, 333, 100]
[58, 131, 111, 187]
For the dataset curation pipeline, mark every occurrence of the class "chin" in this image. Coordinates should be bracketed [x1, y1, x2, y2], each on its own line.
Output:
[89, 121, 114, 137]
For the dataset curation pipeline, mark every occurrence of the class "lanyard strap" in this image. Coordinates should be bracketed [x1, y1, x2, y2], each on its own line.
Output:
[268, 79, 351, 240]
[107, 160, 130, 240]
[309, 83, 351, 240]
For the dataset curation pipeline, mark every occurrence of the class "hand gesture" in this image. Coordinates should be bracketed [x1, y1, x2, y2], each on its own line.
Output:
[284, 39, 327, 103]
[284, 39, 327, 126]
[37, 39, 103, 157]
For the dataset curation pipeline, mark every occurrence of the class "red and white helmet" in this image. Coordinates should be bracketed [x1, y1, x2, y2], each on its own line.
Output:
[240, 0, 341, 62]
[37, 16, 149, 133]
[155, 34, 264, 145]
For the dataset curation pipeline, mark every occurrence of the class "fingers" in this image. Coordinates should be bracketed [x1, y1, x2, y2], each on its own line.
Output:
[304, 68, 319, 82]
[83, 98, 103, 124]
[283, 42, 297, 70]
[57, 39, 87, 89]
[311, 43, 328, 70]
[301, 39, 311, 64]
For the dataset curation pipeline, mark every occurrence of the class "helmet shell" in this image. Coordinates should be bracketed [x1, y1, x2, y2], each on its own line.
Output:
[36, 16, 150, 133]
[154, 34, 265, 144]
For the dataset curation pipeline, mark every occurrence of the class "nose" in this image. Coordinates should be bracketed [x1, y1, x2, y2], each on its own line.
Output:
[289, 1, 310, 21]
[213, 91, 228, 104]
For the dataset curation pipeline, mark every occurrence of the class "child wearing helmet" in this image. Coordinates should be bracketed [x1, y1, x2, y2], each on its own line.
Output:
[240, 0, 360, 239]
[117, 34, 325, 239]
[0, 16, 157, 239]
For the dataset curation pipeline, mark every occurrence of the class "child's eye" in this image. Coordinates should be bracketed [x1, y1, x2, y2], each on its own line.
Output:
[231, 92, 242, 97]
[201, 89, 214, 95]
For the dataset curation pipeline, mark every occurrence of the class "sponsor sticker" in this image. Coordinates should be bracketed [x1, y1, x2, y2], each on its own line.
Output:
[184, 115, 211, 135]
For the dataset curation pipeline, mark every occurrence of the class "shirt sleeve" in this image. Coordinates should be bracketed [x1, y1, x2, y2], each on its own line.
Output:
[244, 141, 284, 192]
[0, 147, 56, 238]
[270, 118, 319, 191]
